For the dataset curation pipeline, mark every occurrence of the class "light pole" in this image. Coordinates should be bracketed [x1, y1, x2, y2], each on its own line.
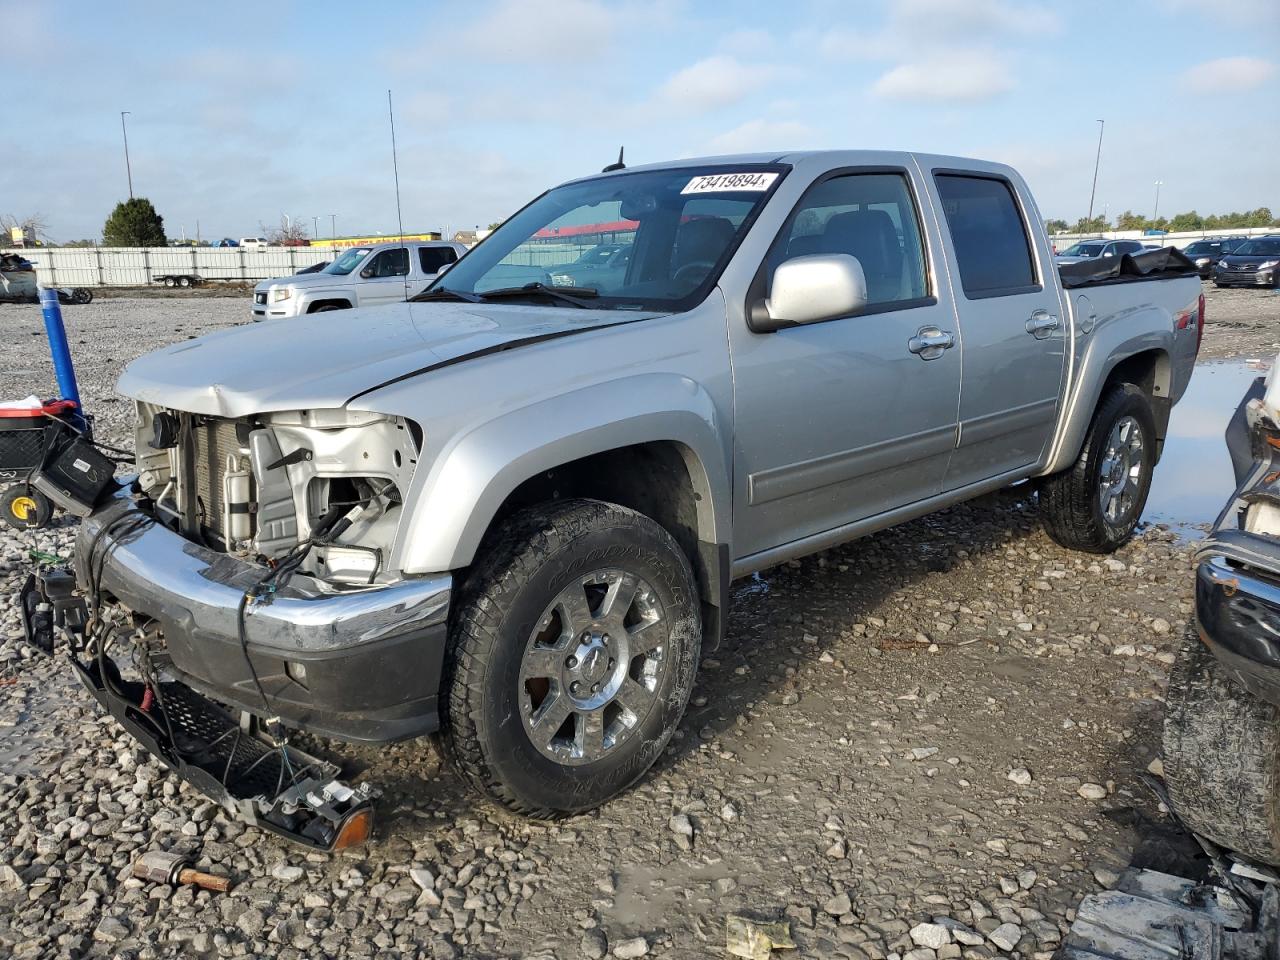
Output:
[329, 214, 337, 240]
[312, 216, 319, 239]
[1153, 180, 1164, 225]
[1086, 119, 1104, 227]
[120, 111, 134, 199]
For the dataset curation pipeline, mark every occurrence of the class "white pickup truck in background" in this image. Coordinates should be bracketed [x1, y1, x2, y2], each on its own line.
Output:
[252, 240, 468, 319]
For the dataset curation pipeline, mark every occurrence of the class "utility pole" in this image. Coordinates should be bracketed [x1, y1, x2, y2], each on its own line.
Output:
[120, 111, 134, 199]
[312, 216, 319, 239]
[329, 214, 337, 240]
[1085, 119, 1104, 228]
[1152, 180, 1164, 225]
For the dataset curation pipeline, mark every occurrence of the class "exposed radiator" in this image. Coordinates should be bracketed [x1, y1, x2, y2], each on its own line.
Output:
[188, 419, 249, 544]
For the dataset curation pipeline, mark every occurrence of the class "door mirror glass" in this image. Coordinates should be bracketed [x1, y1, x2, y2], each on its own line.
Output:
[359, 267, 374, 278]
[765, 254, 867, 327]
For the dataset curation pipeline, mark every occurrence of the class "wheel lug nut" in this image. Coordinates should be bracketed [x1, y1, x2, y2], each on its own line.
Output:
[608, 659, 615, 669]
[591, 683, 599, 692]
[566, 656, 578, 668]
[571, 682, 581, 693]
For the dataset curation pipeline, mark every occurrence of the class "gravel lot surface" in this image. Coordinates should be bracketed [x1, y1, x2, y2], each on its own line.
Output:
[0, 283, 1276, 959]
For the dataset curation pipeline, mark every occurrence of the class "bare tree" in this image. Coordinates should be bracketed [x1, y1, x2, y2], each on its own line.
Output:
[269, 214, 310, 245]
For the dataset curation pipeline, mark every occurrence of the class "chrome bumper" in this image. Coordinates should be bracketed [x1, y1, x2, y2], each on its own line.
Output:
[77, 489, 450, 654]
[74, 488, 452, 742]
[1196, 554, 1280, 705]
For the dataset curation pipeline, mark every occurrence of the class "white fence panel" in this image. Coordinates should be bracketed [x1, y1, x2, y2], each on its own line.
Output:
[1, 245, 341, 287]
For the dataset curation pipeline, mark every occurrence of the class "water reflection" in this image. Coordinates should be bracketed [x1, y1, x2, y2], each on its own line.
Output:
[1145, 359, 1268, 537]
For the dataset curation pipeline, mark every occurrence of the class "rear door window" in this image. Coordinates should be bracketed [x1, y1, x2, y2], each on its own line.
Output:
[418, 246, 458, 274]
[933, 174, 1038, 298]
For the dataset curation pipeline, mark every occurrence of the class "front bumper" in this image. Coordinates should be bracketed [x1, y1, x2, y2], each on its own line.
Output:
[1196, 554, 1280, 704]
[251, 291, 302, 320]
[77, 489, 452, 742]
[1214, 270, 1274, 287]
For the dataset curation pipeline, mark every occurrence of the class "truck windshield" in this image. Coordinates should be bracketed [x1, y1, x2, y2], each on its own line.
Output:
[325, 248, 373, 276]
[432, 164, 787, 310]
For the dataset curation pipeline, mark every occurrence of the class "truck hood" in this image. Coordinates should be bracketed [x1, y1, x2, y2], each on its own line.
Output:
[117, 301, 659, 417]
[255, 271, 349, 292]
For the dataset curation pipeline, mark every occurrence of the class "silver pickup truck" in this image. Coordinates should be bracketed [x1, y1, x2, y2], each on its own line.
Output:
[43, 150, 1203, 844]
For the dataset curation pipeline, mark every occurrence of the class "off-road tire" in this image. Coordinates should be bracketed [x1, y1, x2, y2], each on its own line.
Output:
[1040, 382, 1156, 553]
[442, 499, 701, 817]
[1163, 629, 1280, 865]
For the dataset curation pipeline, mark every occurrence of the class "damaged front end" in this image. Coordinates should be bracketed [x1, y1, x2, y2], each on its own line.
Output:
[20, 403, 451, 850]
[1194, 366, 1280, 705]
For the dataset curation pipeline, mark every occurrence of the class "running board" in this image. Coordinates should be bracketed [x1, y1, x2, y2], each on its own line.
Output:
[71, 657, 379, 850]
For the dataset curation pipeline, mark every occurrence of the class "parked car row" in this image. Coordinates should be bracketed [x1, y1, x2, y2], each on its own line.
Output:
[1054, 234, 1278, 289]
[1212, 235, 1280, 289]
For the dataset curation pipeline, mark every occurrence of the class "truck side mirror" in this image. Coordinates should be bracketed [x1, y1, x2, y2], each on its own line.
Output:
[435, 262, 452, 277]
[360, 267, 374, 279]
[752, 254, 868, 332]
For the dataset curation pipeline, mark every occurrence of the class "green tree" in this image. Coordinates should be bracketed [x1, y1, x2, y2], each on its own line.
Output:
[1044, 218, 1070, 234]
[1115, 210, 1147, 231]
[1168, 210, 1203, 232]
[1071, 215, 1110, 234]
[102, 198, 166, 247]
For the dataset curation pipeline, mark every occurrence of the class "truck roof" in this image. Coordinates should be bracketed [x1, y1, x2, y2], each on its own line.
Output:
[563, 149, 1021, 187]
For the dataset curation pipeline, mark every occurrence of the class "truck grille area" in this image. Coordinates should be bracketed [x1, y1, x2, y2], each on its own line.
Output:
[187, 419, 250, 546]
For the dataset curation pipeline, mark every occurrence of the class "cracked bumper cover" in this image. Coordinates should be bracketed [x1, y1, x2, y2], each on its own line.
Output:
[1196, 553, 1280, 706]
[77, 489, 452, 742]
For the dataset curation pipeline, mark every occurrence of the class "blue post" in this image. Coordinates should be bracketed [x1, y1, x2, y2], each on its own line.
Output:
[38, 287, 83, 420]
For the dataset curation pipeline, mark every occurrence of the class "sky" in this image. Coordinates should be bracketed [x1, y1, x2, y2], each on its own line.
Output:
[2, 0, 1276, 243]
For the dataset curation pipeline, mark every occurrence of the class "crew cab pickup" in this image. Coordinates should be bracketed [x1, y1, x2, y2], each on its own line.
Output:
[251, 240, 468, 319]
[46, 150, 1203, 840]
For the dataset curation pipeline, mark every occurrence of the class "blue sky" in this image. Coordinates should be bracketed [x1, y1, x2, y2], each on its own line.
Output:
[3, 0, 1276, 242]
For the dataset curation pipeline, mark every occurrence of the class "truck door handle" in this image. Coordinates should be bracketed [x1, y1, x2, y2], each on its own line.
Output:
[1026, 311, 1060, 338]
[907, 327, 955, 360]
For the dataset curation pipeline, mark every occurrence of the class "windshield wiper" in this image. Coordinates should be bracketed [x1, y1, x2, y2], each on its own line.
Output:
[476, 282, 599, 308]
[409, 286, 482, 303]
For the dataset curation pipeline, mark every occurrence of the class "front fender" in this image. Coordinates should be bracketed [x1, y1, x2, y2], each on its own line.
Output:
[1041, 304, 1173, 475]
[391, 373, 730, 574]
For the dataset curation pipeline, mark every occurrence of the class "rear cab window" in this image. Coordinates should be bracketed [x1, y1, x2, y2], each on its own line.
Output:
[418, 246, 458, 274]
[933, 173, 1039, 299]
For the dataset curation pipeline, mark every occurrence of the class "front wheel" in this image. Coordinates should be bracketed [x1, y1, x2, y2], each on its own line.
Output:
[1039, 382, 1156, 553]
[442, 499, 702, 817]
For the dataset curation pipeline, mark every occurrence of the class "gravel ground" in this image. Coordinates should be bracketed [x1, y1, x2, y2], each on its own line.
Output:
[0, 283, 1275, 959]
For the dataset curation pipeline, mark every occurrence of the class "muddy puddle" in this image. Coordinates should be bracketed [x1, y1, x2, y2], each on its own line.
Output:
[1144, 358, 1268, 537]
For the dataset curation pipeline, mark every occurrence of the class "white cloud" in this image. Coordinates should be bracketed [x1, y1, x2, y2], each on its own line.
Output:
[655, 55, 772, 113]
[449, 0, 622, 63]
[872, 51, 1014, 102]
[1182, 56, 1276, 90]
[888, 0, 1060, 38]
[704, 118, 815, 154]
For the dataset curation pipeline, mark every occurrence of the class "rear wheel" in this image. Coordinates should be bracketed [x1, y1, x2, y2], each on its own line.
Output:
[442, 499, 701, 816]
[163, 277, 176, 288]
[1163, 630, 1280, 865]
[1, 486, 53, 531]
[178, 276, 191, 288]
[1040, 382, 1156, 553]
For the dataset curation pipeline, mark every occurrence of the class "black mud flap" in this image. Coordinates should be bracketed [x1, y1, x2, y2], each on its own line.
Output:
[71, 656, 379, 851]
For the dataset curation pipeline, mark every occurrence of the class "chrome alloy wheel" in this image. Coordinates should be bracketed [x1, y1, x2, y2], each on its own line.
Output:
[518, 568, 669, 765]
[1098, 415, 1145, 525]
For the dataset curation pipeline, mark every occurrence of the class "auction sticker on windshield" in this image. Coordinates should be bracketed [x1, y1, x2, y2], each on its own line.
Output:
[681, 172, 779, 194]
